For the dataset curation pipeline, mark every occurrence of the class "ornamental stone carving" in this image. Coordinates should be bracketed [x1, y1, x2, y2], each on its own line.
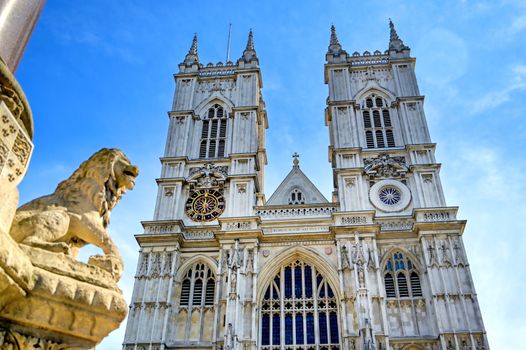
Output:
[188, 163, 228, 188]
[0, 149, 137, 349]
[363, 153, 408, 180]
[10, 148, 138, 278]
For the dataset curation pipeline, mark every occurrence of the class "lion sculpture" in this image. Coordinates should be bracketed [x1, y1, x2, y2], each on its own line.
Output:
[10, 148, 139, 280]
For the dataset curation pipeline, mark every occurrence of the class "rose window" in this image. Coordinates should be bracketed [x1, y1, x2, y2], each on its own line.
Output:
[379, 186, 401, 205]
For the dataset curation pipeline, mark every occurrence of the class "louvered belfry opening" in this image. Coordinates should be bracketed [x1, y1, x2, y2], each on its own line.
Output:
[179, 263, 216, 308]
[383, 251, 423, 299]
[362, 95, 396, 148]
[199, 104, 228, 159]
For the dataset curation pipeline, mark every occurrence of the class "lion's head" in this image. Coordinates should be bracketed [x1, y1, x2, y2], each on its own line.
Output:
[55, 148, 139, 227]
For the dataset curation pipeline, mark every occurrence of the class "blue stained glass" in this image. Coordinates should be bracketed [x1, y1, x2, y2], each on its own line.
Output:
[329, 312, 339, 343]
[319, 282, 325, 298]
[400, 261, 405, 270]
[395, 261, 400, 270]
[319, 312, 328, 344]
[285, 267, 292, 298]
[272, 314, 281, 345]
[264, 286, 270, 300]
[272, 285, 279, 299]
[327, 285, 334, 298]
[262, 314, 270, 345]
[285, 314, 293, 344]
[386, 261, 393, 271]
[296, 314, 304, 344]
[304, 266, 313, 297]
[408, 260, 413, 270]
[294, 265, 303, 297]
[274, 275, 280, 288]
[306, 313, 315, 344]
[317, 274, 323, 287]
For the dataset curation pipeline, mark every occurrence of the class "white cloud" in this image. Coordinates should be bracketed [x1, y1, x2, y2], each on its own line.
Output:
[470, 64, 526, 114]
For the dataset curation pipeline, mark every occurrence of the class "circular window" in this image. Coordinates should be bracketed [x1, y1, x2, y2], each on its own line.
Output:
[369, 179, 411, 212]
[379, 186, 401, 205]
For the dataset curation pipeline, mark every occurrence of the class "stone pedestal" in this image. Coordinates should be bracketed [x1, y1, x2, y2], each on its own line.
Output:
[0, 244, 128, 349]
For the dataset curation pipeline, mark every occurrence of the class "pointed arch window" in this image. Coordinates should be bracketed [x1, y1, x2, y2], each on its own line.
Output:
[383, 252, 422, 299]
[362, 95, 396, 149]
[199, 104, 228, 159]
[174, 263, 216, 342]
[260, 260, 340, 349]
[179, 263, 216, 307]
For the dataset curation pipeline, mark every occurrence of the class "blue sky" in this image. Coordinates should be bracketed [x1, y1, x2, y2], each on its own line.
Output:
[15, 1, 526, 349]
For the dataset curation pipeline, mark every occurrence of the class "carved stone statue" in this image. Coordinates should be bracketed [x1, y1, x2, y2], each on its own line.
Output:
[225, 323, 235, 350]
[9, 148, 138, 278]
[0, 148, 137, 349]
[340, 244, 351, 269]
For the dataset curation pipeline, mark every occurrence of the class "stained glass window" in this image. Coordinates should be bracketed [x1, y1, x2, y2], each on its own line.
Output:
[261, 261, 340, 349]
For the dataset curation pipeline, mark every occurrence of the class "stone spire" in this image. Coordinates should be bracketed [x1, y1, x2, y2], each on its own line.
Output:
[239, 29, 258, 66]
[388, 19, 410, 57]
[246, 29, 255, 51]
[183, 33, 199, 66]
[330, 24, 340, 47]
[326, 24, 348, 63]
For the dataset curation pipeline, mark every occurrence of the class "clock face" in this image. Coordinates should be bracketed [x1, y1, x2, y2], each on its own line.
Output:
[185, 188, 225, 222]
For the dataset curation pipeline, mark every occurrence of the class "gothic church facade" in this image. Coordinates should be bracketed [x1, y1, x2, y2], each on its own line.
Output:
[122, 23, 488, 350]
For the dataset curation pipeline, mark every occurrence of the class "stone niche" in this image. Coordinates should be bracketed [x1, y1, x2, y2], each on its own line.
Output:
[0, 59, 130, 349]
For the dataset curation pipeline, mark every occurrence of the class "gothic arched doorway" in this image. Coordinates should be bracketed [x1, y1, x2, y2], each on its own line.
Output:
[259, 260, 340, 349]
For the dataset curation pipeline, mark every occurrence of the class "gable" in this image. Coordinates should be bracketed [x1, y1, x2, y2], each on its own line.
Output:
[266, 166, 329, 205]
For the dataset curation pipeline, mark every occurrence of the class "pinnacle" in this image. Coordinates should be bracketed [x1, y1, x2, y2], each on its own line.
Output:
[183, 33, 199, 66]
[240, 29, 258, 64]
[389, 19, 400, 42]
[388, 19, 409, 52]
[245, 29, 255, 51]
[330, 24, 340, 46]
[327, 24, 344, 56]
[188, 33, 198, 56]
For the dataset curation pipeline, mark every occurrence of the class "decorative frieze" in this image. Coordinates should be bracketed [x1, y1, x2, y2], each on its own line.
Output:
[256, 205, 337, 219]
[143, 223, 180, 234]
[263, 226, 330, 235]
[379, 219, 413, 231]
[415, 207, 458, 222]
[183, 230, 215, 240]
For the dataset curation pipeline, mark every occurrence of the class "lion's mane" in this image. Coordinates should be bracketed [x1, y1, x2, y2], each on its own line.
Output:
[55, 148, 130, 227]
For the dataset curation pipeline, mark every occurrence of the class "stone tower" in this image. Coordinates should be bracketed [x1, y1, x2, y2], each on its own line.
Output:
[324, 22, 488, 350]
[123, 23, 489, 350]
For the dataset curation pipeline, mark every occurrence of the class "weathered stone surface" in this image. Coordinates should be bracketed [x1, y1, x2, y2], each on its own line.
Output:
[10, 148, 138, 279]
[0, 149, 138, 349]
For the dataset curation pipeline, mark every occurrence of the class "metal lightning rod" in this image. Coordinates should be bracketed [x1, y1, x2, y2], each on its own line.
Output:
[226, 23, 232, 62]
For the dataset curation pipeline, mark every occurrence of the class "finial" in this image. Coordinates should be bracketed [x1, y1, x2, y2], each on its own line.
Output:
[389, 19, 400, 42]
[388, 19, 409, 53]
[189, 33, 198, 55]
[182, 33, 199, 66]
[292, 152, 300, 167]
[330, 24, 340, 46]
[327, 24, 346, 59]
[240, 29, 258, 64]
[246, 29, 255, 51]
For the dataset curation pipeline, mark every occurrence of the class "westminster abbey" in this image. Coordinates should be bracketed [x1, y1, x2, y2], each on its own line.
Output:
[122, 22, 488, 350]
